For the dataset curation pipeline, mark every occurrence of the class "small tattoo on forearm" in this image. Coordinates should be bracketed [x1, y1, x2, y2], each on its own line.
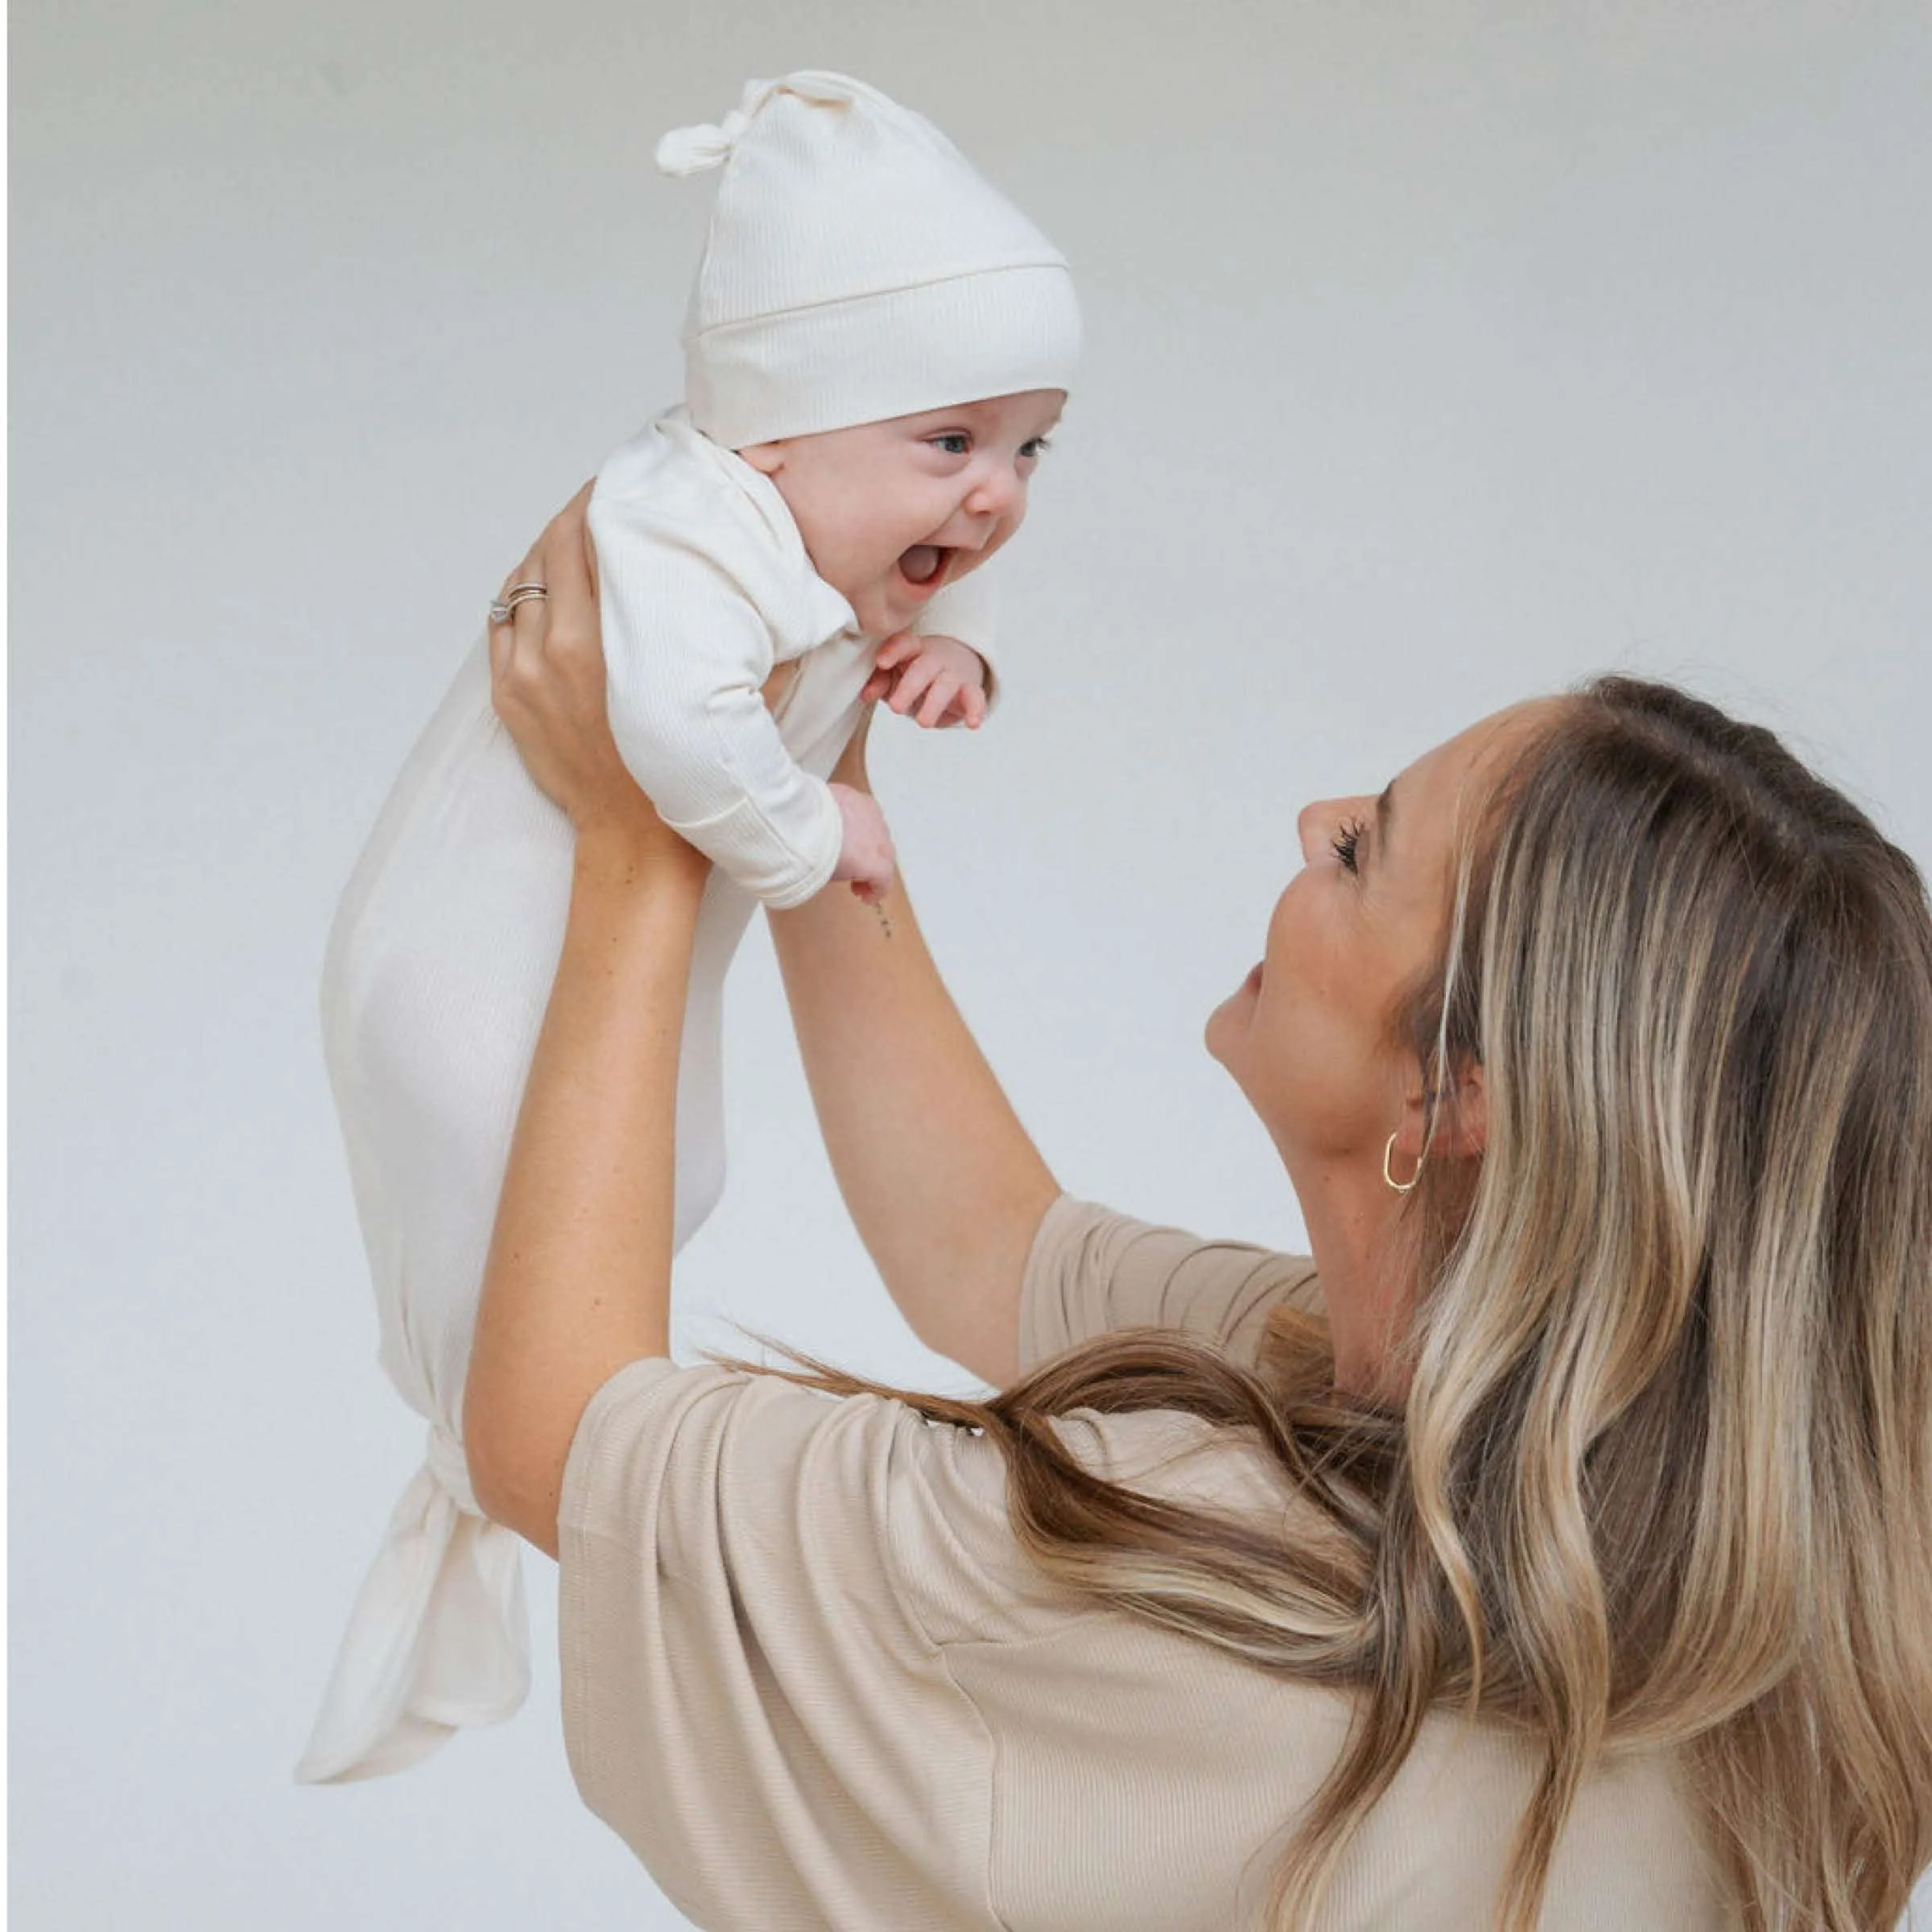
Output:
[873, 903, 894, 939]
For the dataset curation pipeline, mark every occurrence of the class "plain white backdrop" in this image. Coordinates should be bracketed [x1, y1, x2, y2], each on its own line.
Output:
[12, 1, 1930, 1925]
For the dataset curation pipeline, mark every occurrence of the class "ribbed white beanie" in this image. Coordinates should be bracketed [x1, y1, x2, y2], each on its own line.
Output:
[656, 72, 1081, 449]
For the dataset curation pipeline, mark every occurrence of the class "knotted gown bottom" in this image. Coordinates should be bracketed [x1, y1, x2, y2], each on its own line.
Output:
[297, 634, 865, 1783]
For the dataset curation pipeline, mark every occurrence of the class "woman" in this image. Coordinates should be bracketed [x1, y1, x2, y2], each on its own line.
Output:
[463, 490, 1932, 1930]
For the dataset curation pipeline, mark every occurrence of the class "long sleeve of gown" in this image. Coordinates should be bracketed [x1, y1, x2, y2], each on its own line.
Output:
[588, 493, 846, 910]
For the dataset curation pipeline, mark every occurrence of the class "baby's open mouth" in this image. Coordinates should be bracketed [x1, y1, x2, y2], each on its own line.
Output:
[896, 544, 952, 589]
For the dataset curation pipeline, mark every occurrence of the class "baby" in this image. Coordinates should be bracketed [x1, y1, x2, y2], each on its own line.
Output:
[296, 71, 1079, 1784]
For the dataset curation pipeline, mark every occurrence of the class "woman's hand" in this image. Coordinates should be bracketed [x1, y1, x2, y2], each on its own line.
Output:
[487, 488, 705, 889]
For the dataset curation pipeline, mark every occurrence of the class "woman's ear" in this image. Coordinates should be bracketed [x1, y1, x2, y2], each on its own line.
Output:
[1393, 1060, 1488, 1163]
[736, 440, 786, 476]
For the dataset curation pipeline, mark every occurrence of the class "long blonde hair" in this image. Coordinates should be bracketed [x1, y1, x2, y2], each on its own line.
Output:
[737, 677, 1932, 1928]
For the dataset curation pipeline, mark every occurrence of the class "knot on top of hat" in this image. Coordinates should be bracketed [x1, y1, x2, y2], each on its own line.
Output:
[654, 70, 873, 176]
[655, 105, 753, 177]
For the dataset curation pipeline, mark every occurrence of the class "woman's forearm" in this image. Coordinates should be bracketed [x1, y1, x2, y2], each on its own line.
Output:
[766, 746, 1059, 1387]
[464, 831, 708, 1556]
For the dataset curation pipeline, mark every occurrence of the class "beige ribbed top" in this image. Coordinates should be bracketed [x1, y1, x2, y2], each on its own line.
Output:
[559, 1195, 1735, 1929]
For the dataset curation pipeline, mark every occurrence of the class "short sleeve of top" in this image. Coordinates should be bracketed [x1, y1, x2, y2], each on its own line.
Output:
[1018, 1192, 1322, 1373]
[555, 1196, 1326, 1930]
[559, 1356, 1026, 1929]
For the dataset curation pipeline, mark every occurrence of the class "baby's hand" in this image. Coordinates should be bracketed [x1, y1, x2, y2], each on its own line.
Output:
[828, 781, 897, 905]
[860, 631, 989, 730]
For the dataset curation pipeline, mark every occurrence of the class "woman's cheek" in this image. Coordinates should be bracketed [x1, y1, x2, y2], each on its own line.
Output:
[1264, 923, 1364, 1124]
[1261, 887, 1319, 1010]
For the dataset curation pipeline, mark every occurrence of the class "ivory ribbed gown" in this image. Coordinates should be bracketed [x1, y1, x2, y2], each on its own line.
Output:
[296, 409, 993, 1784]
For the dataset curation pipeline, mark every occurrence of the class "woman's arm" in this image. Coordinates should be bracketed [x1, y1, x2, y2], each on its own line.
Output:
[766, 717, 1059, 1389]
[463, 510, 712, 1557]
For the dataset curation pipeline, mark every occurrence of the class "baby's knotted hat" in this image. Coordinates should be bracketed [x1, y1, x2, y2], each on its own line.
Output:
[656, 71, 1080, 449]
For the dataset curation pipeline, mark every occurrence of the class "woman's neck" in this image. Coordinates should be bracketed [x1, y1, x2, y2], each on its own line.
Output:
[1293, 1150, 1416, 1403]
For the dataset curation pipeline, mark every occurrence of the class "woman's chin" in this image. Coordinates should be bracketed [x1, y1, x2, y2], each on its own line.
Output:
[1203, 993, 1245, 1067]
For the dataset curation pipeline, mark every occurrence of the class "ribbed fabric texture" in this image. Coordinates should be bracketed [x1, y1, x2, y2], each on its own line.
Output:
[658, 72, 1081, 448]
[297, 411, 997, 1784]
[557, 1195, 1737, 1928]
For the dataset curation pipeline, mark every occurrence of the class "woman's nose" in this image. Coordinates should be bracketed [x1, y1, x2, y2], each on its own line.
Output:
[1296, 799, 1331, 862]
[1297, 796, 1372, 863]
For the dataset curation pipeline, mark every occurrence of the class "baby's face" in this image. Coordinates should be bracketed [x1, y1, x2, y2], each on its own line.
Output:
[737, 390, 1064, 640]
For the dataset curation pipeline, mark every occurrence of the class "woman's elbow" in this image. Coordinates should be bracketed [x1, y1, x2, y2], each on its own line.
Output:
[461, 1384, 564, 1557]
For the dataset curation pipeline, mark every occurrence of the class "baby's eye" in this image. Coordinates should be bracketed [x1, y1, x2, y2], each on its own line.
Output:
[929, 432, 971, 456]
[1331, 818, 1365, 875]
[1020, 436, 1053, 460]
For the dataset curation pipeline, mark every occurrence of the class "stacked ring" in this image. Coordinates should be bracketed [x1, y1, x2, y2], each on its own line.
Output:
[488, 582, 550, 625]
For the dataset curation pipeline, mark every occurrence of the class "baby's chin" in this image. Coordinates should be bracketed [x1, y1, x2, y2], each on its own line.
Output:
[845, 581, 921, 640]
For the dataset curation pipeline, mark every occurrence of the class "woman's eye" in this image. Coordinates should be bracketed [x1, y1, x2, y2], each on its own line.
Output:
[1331, 818, 1365, 874]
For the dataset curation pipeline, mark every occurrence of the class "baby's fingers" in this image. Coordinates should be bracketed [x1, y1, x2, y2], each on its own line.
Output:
[863, 632, 922, 705]
[874, 630, 924, 671]
[933, 682, 988, 730]
[916, 672, 960, 729]
[888, 658, 939, 716]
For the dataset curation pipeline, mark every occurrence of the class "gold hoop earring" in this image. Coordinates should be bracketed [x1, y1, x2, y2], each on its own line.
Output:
[1383, 1132, 1422, 1195]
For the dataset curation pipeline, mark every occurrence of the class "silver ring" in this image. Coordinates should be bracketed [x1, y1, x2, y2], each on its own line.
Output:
[488, 583, 549, 625]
